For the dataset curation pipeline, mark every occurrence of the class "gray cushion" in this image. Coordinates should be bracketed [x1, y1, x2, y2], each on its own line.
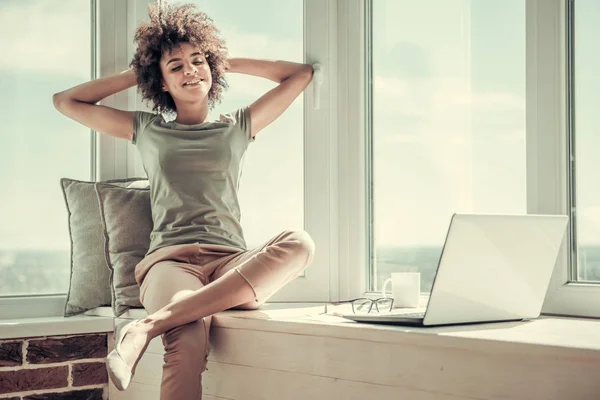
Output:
[95, 182, 153, 317]
[60, 177, 146, 317]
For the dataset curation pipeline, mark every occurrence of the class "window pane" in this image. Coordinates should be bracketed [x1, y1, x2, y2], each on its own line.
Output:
[573, 0, 600, 282]
[0, 0, 92, 296]
[370, 0, 526, 292]
[178, 0, 305, 248]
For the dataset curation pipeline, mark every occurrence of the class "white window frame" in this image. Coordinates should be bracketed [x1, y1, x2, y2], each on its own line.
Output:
[333, 0, 369, 302]
[6, 0, 597, 319]
[97, 0, 146, 181]
[125, 0, 339, 302]
[0, 0, 336, 316]
[268, 0, 369, 302]
[116, 0, 600, 313]
[266, 0, 339, 301]
[532, 0, 600, 318]
[0, 0, 142, 319]
[336, 0, 600, 318]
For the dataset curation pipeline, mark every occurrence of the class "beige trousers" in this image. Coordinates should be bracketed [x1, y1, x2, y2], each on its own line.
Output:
[135, 229, 315, 400]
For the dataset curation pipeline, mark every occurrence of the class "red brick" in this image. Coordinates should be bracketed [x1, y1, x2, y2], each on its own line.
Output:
[23, 388, 103, 400]
[0, 366, 68, 395]
[26, 335, 107, 364]
[0, 341, 23, 367]
[72, 362, 108, 386]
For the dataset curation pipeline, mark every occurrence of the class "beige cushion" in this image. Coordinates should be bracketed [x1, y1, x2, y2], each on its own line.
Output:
[60, 177, 146, 317]
[95, 181, 152, 316]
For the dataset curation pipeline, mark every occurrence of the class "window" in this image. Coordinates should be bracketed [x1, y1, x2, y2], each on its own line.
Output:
[176, 0, 305, 249]
[570, 0, 600, 283]
[0, 0, 93, 297]
[132, 0, 331, 301]
[368, 0, 526, 292]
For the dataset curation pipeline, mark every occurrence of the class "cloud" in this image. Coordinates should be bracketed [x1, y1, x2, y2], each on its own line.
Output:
[223, 26, 303, 61]
[371, 75, 528, 245]
[373, 75, 525, 152]
[374, 75, 524, 116]
[375, 42, 433, 79]
[216, 24, 305, 101]
[0, 1, 90, 77]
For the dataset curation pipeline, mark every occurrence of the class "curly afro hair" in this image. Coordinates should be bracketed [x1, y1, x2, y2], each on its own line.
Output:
[130, 2, 229, 113]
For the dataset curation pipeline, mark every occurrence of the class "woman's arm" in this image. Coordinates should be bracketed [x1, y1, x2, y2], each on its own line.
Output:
[226, 58, 313, 137]
[226, 58, 310, 84]
[52, 70, 137, 141]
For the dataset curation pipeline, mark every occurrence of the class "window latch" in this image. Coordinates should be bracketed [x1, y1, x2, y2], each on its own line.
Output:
[312, 63, 324, 109]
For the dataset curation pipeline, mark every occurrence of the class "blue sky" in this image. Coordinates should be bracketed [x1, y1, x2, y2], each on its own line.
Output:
[1, 0, 600, 255]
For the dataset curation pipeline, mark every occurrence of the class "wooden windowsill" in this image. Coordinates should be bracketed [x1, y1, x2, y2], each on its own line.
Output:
[109, 303, 600, 400]
[3, 302, 600, 354]
[211, 304, 600, 352]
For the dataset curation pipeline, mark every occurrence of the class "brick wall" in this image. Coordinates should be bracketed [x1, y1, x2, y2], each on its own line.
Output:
[0, 333, 108, 400]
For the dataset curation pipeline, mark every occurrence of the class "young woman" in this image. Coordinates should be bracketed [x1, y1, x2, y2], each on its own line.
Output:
[53, 3, 315, 399]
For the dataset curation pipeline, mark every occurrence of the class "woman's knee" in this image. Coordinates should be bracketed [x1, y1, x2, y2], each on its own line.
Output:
[280, 229, 315, 262]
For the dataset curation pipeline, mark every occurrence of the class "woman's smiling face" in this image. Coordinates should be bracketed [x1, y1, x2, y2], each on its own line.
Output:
[159, 42, 213, 104]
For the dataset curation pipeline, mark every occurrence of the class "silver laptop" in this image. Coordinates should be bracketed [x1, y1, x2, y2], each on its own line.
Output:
[344, 213, 568, 327]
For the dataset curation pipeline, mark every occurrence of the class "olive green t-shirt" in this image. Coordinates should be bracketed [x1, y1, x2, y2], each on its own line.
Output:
[132, 107, 253, 255]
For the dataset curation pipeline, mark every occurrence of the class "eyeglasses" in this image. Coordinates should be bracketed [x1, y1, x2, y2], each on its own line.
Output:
[336, 297, 394, 314]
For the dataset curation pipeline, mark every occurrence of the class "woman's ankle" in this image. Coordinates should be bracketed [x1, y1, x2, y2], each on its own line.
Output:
[139, 313, 170, 339]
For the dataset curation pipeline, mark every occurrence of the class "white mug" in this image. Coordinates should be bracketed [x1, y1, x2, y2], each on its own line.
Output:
[381, 272, 420, 308]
